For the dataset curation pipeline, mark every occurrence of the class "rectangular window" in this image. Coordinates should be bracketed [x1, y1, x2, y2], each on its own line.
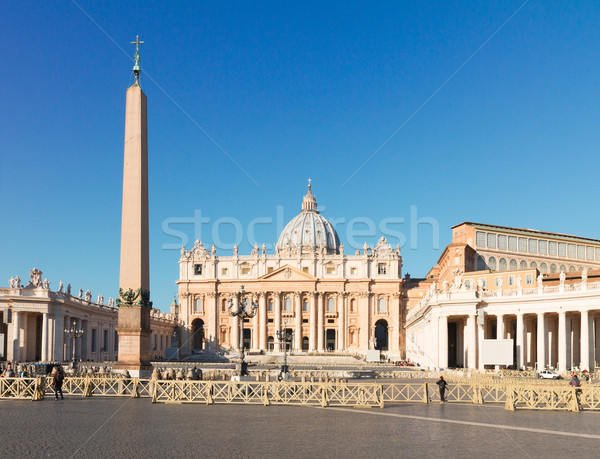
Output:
[528, 239, 537, 254]
[350, 267, 358, 275]
[498, 235, 507, 250]
[267, 267, 274, 273]
[596, 248, 600, 261]
[487, 233, 497, 249]
[518, 238, 527, 252]
[378, 263, 387, 275]
[194, 264, 202, 275]
[549, 241, 557, 255]
[526, 274, 533, 285]
[268, 300, 273, 312]
[558, 243, 566, 257]
[577, 245, 585, 260]
[568, 244, 576, 258]
[303, 301, 309, 312]
[378, 298, 386, 313]
[508, 276, 514, 286]
[464, 280, 471, 289]
[221, 267, 228, 275]
[476, 232, 486, 247]
[326, 266, 335, 274]
[284, 297, 292, 311]
[195, 298, 202, 313]
[508, 236, 517, 251]
[538, 240, 547, 255]
[481, 279, 487, 288]
[91, 329, 97, 353]
[103, 330, 108, 351]
[495, 276, 502, 287]
[302, 267, 309, 273]
[587, 246, 594, 261]
[241, 267, 250, 275]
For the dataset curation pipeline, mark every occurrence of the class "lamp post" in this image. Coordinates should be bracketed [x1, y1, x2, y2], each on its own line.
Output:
[228, 285, 258, 377]
[276, 328, 293, 380]
[64, 320, 84, 368]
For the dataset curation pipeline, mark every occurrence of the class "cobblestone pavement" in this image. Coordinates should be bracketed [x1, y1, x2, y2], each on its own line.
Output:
[2, 397, 599, 458]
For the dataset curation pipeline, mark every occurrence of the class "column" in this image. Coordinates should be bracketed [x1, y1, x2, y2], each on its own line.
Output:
[53, 313, 64, 362]
[358, 293, 370, 352]
[259, 293, 267, 351]
[252, 295, 260, 351]
[467, 314, 477, 369]
[390, 294, 400, 355]
[581, 310, 590, 371]
[337, 294, 345, 351]
[317, 293, 324, 351]
[516, 313, 525, 370]
[207, 293, 218, 352]
[41, 312, 49, 362]
[477, 317, 484, 370]
[274, 292, 281, 352]
[496, 314, 504, 340]
[558, 311, 567, 372]
[438, 315, 448, 369]
[309, 292, 316, 351]
[12, 311, 21, 361]
[294, 293, 302, 352]
[537, 312, 546, 370]
[231, 295, 239, 350]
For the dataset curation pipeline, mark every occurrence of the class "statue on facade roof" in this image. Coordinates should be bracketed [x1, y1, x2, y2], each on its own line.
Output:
[559, 271, 566, 285]
[537, 273, 543, 289]
[58, 280, 64, 293]
[98, 294, 104, 305]
[262, 243, 266, 256]
[108, 297, 114, 308]
[85, 290, 92, 301]
[180, 246, 185, 257]
[251, 244, 259, 256]
[516, 276, 522, 289]
[78, 288, 83, 299]
[582, 268, 588, 283]
[43, 278, 50, 290]
[28, 268, 42, 288]
[211, 245, 216, 257]
[233, 244, 238, 256]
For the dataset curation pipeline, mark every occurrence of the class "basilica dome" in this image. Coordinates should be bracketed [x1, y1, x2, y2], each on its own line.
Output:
[276, 182, 340, 254]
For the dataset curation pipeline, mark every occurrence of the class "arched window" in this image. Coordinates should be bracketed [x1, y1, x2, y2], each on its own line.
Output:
[488, 257, 497, 270]
[195, 297, 202, 312]
[221, 299, 227, 312]
[540, 262, 547, 273]
[499, 258, 507, 271]
[520, 260, 527, 270]
[559, 265, 566, 272]
[476, 255, 486, 270]
[550, 263, 557, 273]
[284, 297, 292, 311]
[327, 298, 335, 312]
[569, 266, 576, 272]
[530, 261, 537, 270]
[509, 259, 517, 270]
[268, 300, 274, 312]
[378, 298, 386, 313]
[350, 298, 356, 313]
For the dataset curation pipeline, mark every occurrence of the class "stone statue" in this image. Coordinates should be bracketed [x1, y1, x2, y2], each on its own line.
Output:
[85, 290, 92, 301]
[78, 288, 83, 299]
[58, 280, 64, 292]
[28, 268, 43, 288]
[537, 274, 543, 289]
[369, 335, 376, 350]
[67, 284, 71, 295]
[559, 271, 566, 285]
[15, 275, 21, 288]
[8, 276, 15, 288]
[497, 278, 503, 289]
[355, 248, 360, 255]
[442, 280, 449, 292]
[516, 276, 522, 288]
[262, 243, 266, 256]
[180, 245, 185, 257]
[582, 268, 588, 283]
[251, 244, 259, 256]
[43, 278, 50, 290]
[363, 242, 369, 255]
[98, 294, 104, 305]
[233, 244, 238, 256]
[108, 298, 114, 308]
[339, 243, 344, 256]
[211, 244, 216, 257]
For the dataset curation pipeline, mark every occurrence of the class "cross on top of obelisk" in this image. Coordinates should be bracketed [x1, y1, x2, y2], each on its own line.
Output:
[131, 35, 144, 84]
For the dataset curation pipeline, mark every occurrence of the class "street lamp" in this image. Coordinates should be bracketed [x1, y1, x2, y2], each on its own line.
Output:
[64, 320, 84, 368]
[276, 328, 293, 380]
[228, 285, 258, 377]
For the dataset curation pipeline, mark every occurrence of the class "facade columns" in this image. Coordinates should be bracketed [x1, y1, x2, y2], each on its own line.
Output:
[12, 311, 21, 361]
[467, 314, 476, 369]
[294, 293, 302, 352]
[358, 293, 370, 352]
[41, 312, 49, 362]
[516, 313, 525, 370]
[438, 315, 448, 369]
[231, 295, 239, 350]
[309, 292, 317, 351]
[496, 314, 504, 340]
[207, 293, 218, 352]
[337, 294, 345, 351]
[274, 292, 281, 352]
[390, 293, 400, 355]
[477, 317, 484, 370]
[558, 311, 567, 372]
[53, 313, 64, 361]
[259, 293, 267, 351]
[537, 312, 546, 370]
[317, 293, 324, 351]
[581, 310, 590, 371]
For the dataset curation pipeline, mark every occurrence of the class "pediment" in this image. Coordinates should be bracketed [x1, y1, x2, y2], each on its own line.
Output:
[258, 265, 317, 281]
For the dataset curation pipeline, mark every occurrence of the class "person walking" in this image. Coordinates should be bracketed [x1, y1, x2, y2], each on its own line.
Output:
[51, 367, 64, 400]
[436, 376, 448, 403]
[570, 374, 581, 408]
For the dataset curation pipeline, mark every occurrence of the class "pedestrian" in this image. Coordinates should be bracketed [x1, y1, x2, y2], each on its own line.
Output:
[51, 366, 64, 400]
[19, 365, 29, 377]
[570, 374, 581, 407]
[436, 376, 448, 403]
[2, 364, 15, 378]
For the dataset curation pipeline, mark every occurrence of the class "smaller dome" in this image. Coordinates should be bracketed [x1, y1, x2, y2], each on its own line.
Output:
[276, 181, 340, 254]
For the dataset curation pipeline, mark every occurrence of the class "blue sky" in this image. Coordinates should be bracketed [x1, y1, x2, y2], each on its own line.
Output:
[2, 1, 600, 312]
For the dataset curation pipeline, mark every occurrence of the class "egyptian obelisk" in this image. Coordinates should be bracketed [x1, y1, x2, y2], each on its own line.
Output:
[114, 36, 152, 377]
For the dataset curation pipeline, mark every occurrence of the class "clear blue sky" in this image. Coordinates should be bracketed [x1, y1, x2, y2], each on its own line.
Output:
[2, 1, 600, 312]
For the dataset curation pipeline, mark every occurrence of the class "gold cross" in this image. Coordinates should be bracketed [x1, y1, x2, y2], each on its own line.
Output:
[131, 35, 144, 53]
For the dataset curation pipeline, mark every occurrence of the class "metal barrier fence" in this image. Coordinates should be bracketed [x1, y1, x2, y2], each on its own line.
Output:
[0, 377, 45, 401]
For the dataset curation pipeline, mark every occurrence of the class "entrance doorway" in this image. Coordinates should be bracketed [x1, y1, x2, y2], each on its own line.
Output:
[326, 329, 336, 350]
[374, 320, 388, 351]
[191, 319, 205, 352]
[448, 322, 457, 367]
[243, 329, 251, 350]
[302, 337, 309, 351]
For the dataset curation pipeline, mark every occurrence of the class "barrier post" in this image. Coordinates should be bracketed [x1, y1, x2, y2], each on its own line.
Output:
[83, 376, 93, 397]
[423, 383, 429, 404]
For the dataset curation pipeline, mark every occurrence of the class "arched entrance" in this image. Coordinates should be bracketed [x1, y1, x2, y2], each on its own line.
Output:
[267, 336, 274, 351]
[326, 329, 336, 351]
[243, 329, 251, 350]
[191, 319, 205, 352]
[374, 320, 388, 351]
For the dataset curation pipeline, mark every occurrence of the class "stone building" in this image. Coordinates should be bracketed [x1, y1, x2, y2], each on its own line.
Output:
[0, 269, 176, 362]
[406, 223, 600, 372]
[177, 183, 406, 359]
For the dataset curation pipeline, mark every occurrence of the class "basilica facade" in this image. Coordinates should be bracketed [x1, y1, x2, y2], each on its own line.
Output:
[176, 183, 405, 359]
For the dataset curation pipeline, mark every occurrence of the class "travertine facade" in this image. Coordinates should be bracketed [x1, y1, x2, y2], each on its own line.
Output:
[177, 184, 406, 359]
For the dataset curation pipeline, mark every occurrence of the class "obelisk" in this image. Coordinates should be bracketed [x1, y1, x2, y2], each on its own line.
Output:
[114, 36, 152, 377]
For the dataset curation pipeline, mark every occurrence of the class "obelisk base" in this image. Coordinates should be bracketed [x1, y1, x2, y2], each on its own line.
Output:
[114, 305, 153, 378]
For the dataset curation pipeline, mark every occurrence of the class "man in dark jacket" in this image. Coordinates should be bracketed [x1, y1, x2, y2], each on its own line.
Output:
[52, 367, 64, 400]
[436, 376, 448, 403]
